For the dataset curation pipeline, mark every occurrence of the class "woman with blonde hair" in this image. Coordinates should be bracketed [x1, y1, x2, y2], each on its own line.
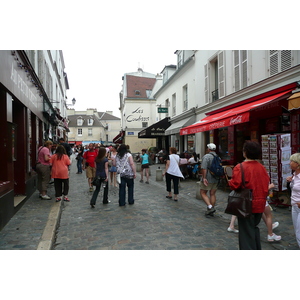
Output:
[287, 153, 300, 248]
[163, 147, 184, 201]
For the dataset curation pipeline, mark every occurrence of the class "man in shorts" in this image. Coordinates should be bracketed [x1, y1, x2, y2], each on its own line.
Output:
[83, 143, 98, 192]
[140, 149, 150, 184]
[200, 143, 219, 216]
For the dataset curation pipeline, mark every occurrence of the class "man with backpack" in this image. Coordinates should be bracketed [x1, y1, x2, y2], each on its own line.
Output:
[200, 143, 224, 216]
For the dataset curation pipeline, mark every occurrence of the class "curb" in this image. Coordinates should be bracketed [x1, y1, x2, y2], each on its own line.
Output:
[37, 200, 63, 250]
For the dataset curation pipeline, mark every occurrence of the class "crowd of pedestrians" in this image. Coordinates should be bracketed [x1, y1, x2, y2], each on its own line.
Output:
[34, 139, 300, 250]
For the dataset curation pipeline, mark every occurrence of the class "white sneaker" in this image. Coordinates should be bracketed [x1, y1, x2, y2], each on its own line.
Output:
[41, 194, 51, 200]
[268, 233, 281, 242]
[272, 222, 279, 230]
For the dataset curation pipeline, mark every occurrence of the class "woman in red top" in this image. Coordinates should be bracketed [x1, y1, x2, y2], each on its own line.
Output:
[229, 141, 270, 250]
[50, 145, 71, 202]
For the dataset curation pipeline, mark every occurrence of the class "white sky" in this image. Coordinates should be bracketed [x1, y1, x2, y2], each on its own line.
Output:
[62, 48, 177, 117]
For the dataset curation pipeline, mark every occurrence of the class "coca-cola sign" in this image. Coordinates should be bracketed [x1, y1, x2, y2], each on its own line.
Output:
[230, 115, 243, 125]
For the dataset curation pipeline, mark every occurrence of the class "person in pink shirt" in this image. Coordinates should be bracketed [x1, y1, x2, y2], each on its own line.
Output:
[36, 140, 53, 200]
[50, 145, 71, 202]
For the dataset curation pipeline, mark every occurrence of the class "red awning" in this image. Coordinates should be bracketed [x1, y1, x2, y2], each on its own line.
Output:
[180, 90, 292, 135]
[113, 131, 124, 144]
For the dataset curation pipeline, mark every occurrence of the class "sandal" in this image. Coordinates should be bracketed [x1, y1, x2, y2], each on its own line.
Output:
[267, 233, 281, 242]
[166, 196, 172, 199]
[56, 197, 61, 202]
[63, 196, 70, 202]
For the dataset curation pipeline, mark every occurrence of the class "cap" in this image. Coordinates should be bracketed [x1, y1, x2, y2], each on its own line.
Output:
[207, 143, 216, 150]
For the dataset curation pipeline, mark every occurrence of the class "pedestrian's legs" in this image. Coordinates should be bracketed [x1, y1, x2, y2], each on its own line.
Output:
[90, 183, 101, 206]
[54, 178, 63, 197]
[140, 168, 143, 181]
[103, 180, 109, 203]
[292, 205, 300, 247]
[145, 168, 149, 182]
[262, 205, 273, 236]
[172, 175, 179, 195]
[200, 189, 211, 206]
[209, 189, 217, 207]
[119, 177, 126, 206]
[127, 178, 134, 204]
[238, 213, 262, 250]
[62, 178, 69, 196]
[165, 173, 172, 196]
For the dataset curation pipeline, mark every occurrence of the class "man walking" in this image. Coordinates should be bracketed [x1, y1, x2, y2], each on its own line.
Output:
[59, 138, 72, 157]
[200, 143, 220, 216]
[83, 143, 98, 192]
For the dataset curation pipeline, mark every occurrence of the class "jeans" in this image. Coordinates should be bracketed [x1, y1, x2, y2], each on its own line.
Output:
[119, 177, 134, 206]
[90, 179, 109, 205]
[77, 157, 83, 173]
[292, 205, 300, 247]
[238, 213, 262, 250]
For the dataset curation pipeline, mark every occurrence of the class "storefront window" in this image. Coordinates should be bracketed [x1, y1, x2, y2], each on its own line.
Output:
[236, 123, 250, 163]
[218, 127, 230, 160]
[187, 135, 195, 153]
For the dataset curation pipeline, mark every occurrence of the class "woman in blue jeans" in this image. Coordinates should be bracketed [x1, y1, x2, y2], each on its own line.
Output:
[90, 147, 109, 208]
[76, 145, 84, 174]
[115, 144, 136, 206]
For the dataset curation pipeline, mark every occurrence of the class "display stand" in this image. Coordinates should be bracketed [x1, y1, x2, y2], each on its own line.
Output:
[261, 134, 292, 208]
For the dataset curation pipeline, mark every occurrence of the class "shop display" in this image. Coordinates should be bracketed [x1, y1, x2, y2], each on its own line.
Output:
[261, 134, 292, 191]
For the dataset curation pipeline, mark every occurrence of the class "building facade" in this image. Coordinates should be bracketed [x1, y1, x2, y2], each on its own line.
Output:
[119, 68, 158, 153]
[0, 50, 69, 230]
[67, 108, 121, 146]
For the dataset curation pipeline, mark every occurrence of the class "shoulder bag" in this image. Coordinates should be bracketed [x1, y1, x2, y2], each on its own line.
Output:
[224, 163, 252, 218]
[116, 154, 128, 184]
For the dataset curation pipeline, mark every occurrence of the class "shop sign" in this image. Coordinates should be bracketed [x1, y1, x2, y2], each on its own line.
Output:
[158, 107, 168, 113]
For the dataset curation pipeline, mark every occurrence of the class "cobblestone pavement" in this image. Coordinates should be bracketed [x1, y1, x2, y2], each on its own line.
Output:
[0, 156, 298, 250]
[54, 158, 299, 250]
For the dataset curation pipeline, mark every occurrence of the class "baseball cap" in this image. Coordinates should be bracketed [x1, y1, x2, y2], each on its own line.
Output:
[207, 143, 216, 150]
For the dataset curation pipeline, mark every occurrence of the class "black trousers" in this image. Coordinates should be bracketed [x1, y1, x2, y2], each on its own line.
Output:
[237, 213, 263, 250]
[165, 173, 180, 195]
[54, 178, 69, 197]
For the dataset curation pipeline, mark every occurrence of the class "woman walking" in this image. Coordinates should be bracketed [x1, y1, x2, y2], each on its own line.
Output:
[287, 153, 300, 248]
[115, 144, 136, 206]
[229, 141, 270, 250]
[163, 147, 184, 201]
[90, 147, 109, 208]
[109, 145, 118, 187]
[50, 145, 71, 202]
[36, 140, 53, 200]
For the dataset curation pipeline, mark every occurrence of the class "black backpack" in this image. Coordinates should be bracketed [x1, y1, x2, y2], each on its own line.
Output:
[208, 153, 224, 178]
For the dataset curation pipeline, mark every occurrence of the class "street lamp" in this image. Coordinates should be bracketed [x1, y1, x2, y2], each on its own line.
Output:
[66, 98, 76, 108]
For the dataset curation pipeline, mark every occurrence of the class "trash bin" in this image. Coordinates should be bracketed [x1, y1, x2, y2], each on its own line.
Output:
[196, 181, 202, 200]
[136, 162, 141, 172]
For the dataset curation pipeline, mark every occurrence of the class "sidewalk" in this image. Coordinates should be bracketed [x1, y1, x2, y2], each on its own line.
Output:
[0, 159, 298, 250]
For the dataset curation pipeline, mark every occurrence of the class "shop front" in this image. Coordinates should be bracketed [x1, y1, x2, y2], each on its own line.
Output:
[180, 84, 297, 165]
[138, 117, 171, 150]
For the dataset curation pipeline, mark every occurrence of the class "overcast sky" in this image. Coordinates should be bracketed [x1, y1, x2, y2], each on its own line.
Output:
[62, 48, 177, 117]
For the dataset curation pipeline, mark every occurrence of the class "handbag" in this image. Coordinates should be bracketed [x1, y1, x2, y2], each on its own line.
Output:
[92, 176, 101, 186]
[224, 163, 252, 218]
[116, 154, 128, 184]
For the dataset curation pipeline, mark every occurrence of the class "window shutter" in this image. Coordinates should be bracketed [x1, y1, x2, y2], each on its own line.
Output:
[270, 50, 279, 76]
[241, 50, 247, 89]
[218, 51, 225, 98]
[204, 64, 208, 103]
[233, 50, 240, 91]
[281, 50, 292, 71]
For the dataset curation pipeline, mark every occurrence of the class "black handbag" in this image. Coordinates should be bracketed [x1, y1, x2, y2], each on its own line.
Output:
[225, 163, 252, 218]
[92, 176, 101, 186]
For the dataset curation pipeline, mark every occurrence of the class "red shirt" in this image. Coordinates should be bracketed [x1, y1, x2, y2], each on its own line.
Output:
[83, 150, 97, 168]
[50, 154, 71, 179]
[229, 161, 270, 213]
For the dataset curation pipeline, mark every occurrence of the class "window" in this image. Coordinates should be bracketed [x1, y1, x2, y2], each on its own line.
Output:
[177, 51, 184, 68]
[77, 118, 83, 126]
[233, 50, 248, 92]
[135, 90, 140, 96]
[142, 122, 148, 128]
[88, 128, 92, 136]
[78, 128, 82, 136]
[165, 99, 169, 117]
[269, 50, 292, 76]
[172, 93, 176, 116]
[146, 89, 152, 98]
[183, 84, 188, 111]
[88, 118, 94, 126]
